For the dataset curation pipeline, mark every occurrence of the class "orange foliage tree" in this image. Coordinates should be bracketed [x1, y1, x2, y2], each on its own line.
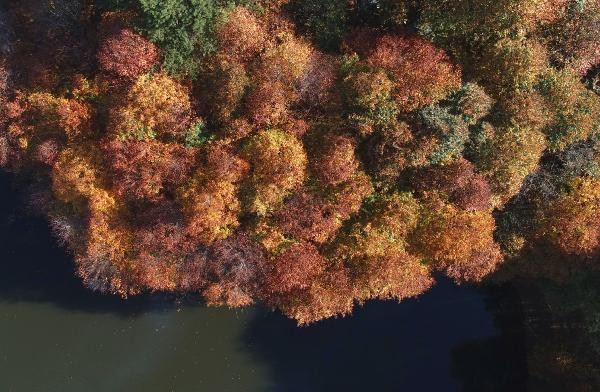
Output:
[410, 198, 503, 282]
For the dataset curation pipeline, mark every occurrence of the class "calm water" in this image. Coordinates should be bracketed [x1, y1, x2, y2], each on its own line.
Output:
[0, 171, 527, 391]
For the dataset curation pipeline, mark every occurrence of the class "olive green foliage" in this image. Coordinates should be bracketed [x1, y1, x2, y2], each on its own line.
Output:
[286, 0, 348, 52]
[184, 120, 213, 147]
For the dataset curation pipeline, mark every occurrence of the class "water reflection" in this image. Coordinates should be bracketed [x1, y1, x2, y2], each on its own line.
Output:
[0, 171, 527, 391]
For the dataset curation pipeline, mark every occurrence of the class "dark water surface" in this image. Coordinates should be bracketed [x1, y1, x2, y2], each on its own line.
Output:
[0, 171, 527, 391]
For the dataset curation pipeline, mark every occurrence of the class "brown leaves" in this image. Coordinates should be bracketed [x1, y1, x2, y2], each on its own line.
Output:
[412, 158, 492, 212]
[203, 233, 267, 307]
[245, 80, 290, 126]
[105, 139, 195, 200]
[276, 192, 341, 244]
[311, 134, 358, 186]
[271, 262, 355, 326]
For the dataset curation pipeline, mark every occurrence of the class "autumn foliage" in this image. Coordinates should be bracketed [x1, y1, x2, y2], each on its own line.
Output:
[98, 28, 159, 81]
[2, 0, 600, 325]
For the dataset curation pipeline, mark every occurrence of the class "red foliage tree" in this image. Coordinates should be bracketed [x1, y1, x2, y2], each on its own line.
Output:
[98, 28, 159, 81]
[204, 142, 249, 183]
[245, 80, 290, 126]
[134, 222, 193, 291]
[265, 241, 326, 294]
[328, 170, 374, 219]
[367, 34, 461, 112]
[269, 262, 355, 326]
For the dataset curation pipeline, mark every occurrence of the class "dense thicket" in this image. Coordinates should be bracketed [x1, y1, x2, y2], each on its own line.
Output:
[1, 0, 600, 340]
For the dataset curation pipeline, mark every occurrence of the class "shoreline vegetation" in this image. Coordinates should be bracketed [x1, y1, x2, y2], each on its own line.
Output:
[0, 2, 599, 379]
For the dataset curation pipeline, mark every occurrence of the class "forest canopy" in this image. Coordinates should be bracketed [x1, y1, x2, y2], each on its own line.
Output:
[1, 0, 600, 326]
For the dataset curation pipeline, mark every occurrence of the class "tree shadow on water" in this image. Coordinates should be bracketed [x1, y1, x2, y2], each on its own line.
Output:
[450, 286, 529, 392]
[241, 278, 526, 392]
[0, 170, 197, 317]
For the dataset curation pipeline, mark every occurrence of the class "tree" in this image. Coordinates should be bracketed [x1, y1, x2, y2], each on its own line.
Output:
[286, 0, 349, 52]
[104, 139, 195, 200]
[244, 80, 290, 126]
[367, 34, 461, 112]
[275, 192, 341, 244]
[257, 32, 314, 86]
[52, 147, 101, 203]
[366, 121, 415, 180]
[478, 37, 549, 99]
[7, 92, 92, 147]
[297, 52, 337, 111]
[310, 134, 359, 186]
[411, 158, 492, 211]
[265, 241, 327, 294]
[203, 233, 267, 307]
[454, 83, 495, 124]
[136, 0, 257, 77]
[342, 67, 399, 135]
[216, 6, 267, 63]
[76, 211, 137, 296]
[416, 105, 470, 165]
[540, 0, 600, 76]
[204, 59, 250, 125]
[203, 142, 249, 183]
[471, 124, 547, 206]
[332, 192, 433, 302]
[108, 72, 192, 141]
[327, 170, 374, 220]
[269, 262, 355, 326]
[418, 0, 550, 98]
[177, 170, 241, 245]
[537, 68, 600, 152]
[97, 27, 159, 81]
[134, 222, 193, 291]
[410, 198, 503, 282]
[535, 177, 600, 256]
[241, 129, 307, 215]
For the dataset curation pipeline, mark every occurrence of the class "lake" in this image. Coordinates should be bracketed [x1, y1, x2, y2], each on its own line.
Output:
[0, 171, 527, 391]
